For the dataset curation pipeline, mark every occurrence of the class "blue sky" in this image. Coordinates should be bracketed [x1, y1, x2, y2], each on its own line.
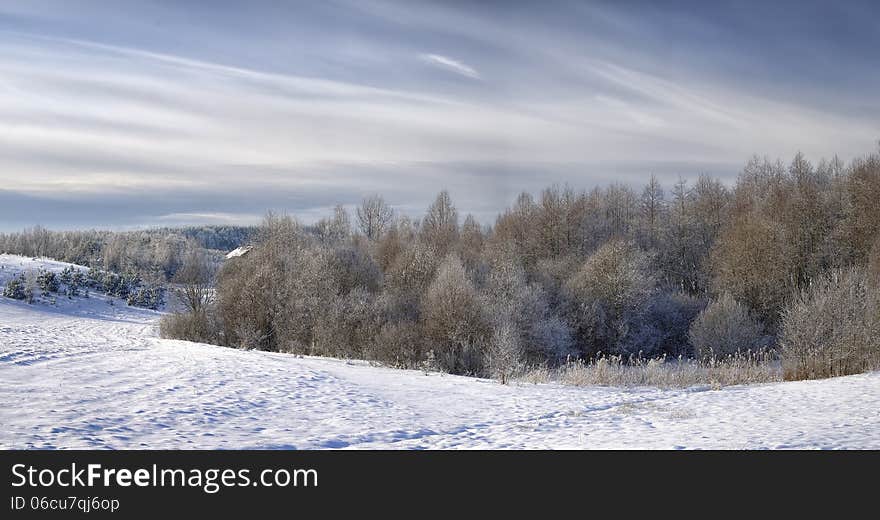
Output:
[0, 0, 878, 230]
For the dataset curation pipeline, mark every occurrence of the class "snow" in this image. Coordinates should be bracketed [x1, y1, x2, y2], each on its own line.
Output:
[1, 254, 878, 449]
[0, 253, 83, 285]
[224, 246, 252, 260]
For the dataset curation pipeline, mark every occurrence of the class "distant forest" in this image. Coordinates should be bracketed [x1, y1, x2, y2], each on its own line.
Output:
[157, 146, 880, 383]
[0, 226, 256, 281]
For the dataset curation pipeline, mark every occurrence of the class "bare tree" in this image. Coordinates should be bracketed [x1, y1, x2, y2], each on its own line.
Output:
[493, 192, 538, 267]
[603, 183, 638, 239]
[639, 174, 665, 248]
[421, 190, 459, 254]
[316, 205, 351, 244]
[356, 195, 394, 240]
[459, 214, 485, 271]
[173, 243, 214, 316]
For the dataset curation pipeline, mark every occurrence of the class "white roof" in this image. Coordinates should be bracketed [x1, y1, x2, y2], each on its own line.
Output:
[225, 246, 253, 259]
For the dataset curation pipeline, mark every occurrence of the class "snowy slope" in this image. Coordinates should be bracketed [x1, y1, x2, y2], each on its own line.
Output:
[0, 253, 83, 285]
[1, 255, 878, 449]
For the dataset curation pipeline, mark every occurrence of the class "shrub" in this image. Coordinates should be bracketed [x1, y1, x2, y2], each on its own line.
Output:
[214, 252, 272, 350]
[104, 272, 142, 299]
[85, 268, 105, 291]
[60, 267, 87, 296]
[159, 311, 217, 344]
[58, 266, 75, 286]
[688, 293, 765, 359]
[36, 270, 59, 294]
[780, 267, 880, 380]
[527, 315, 574, 364]
[370, 321, 425, 368]
[3, 275, 30, 302]
[127, 285, 166, 310]
[630, 292, 707, 357]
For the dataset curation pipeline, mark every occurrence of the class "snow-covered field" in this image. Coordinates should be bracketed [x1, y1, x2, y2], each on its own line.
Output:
[1, 254, 878, 449]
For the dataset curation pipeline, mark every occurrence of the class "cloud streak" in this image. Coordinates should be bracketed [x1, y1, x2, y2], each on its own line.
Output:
[0, 1, 877, 231]
[419, 53, 480, 79]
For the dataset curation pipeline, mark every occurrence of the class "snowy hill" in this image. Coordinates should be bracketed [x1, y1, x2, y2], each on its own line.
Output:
[1, 254, 878, 449]
[0, 253, 80, 285]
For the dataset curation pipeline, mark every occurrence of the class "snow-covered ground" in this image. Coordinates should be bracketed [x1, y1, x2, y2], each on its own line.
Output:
[0, 253, 84, 285]
[1, 254, 878, 449]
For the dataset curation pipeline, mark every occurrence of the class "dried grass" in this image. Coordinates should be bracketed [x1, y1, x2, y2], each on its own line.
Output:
[517, 351, 781, 389]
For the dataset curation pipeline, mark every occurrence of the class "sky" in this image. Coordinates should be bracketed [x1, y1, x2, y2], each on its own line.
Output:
[0, 0, 878, 231]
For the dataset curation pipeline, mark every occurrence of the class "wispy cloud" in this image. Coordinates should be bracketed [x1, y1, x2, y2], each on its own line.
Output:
[419, 53, 480, 79]
[0, 0, 877, 231]
[156, 212, 263, 226]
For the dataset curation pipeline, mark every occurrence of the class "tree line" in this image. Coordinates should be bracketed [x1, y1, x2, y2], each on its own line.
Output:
[0, 226, 255, 282]
[122, 149, 880, 380]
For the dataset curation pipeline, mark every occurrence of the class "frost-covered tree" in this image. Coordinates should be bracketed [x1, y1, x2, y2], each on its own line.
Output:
[639, 174, 666, 250]
[487, 319, 523, 384]
[421, 191, 459, 256]
[384, 240, 440, 305]
[422, 254, 489, 374]
[326, 240, 381, 295]
[373, 223, 404, 273]
[780, 268, 880, 380]
[215, 213, 310, 351]
[869, 237, 880, 289]
[599, 184, 634, 239]
[564, 240, 656, 356]
[313, 287, 380, 358]
[484, 245, 572, 364]
[688, 293, 764, 359]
